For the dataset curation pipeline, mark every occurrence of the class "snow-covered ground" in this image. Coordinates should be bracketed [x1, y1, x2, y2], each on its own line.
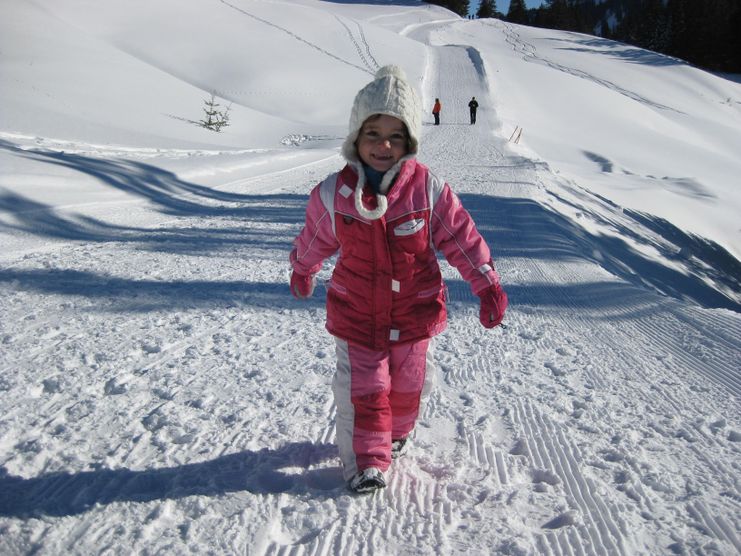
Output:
[1, 1, 740, 554]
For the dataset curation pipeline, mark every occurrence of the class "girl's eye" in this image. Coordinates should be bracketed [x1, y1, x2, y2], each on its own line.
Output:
[360, 129, 407, 146]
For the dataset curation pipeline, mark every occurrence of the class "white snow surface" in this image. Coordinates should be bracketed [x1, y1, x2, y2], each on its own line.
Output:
[1, 1, 740, 554]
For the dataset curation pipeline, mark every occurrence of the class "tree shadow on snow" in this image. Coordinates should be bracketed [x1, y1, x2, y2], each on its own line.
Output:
[457, 193, 741, 313]
[1, 192, 738, 314]
[0, 269, 327, 312]
[0, 139, 305, 218]
[0, 189, 302, 255]
[0, 442, 343, 518]
[2, 135, 738, 314]
[545, 34, 684, 68]
[0, 139, 308, 255]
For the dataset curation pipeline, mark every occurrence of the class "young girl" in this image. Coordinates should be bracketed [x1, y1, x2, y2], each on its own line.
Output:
[289, 66, 507, 494]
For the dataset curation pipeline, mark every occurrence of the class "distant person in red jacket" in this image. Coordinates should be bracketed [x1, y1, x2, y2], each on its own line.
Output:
[289, 66, 507, 494]
[432, 97, 441, 125]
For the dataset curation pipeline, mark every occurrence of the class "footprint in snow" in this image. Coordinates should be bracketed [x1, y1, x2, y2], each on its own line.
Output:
[0, 376, 13, 392]
[509, 438, 528, 457]
[542, 509, 579, 529]
[140, 339, 162, 354]
[572, 399, 588, 418]
[708, 418, 726, 433]
[544, 361, 567, 377]
[459, 392, 474, 406]
[104, 376, 128, 396]
[43, 376, 64, 394]
[518, 330, 543, 341]
[532, 469, 561, 490]
[601, 448, 624, 463]
[65, 399, 96, 420]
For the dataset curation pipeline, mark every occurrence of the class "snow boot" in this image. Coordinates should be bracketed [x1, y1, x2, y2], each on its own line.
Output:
[348, 467, 386, 494]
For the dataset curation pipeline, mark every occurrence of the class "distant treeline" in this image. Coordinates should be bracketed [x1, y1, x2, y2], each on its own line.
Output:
[425, 0, 741, 73]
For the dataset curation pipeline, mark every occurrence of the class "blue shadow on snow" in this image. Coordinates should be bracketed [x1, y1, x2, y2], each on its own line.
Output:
[0, 139, 308, 255]
[0, 442, 342, 518]
[1, 136, 738, 313]
[458, 192, 741, 313]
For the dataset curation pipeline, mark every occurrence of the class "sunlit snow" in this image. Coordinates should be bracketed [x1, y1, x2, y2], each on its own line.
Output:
[1, 1, 740, 554]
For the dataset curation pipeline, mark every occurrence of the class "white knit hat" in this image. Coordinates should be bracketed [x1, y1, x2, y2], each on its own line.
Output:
[341, 65, 421, 220]
[342, 65, 421, 162]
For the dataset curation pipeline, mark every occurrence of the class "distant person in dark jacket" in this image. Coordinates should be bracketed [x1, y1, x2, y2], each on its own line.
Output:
[432, 98, 441, 125]
[468, 96, 479, 124]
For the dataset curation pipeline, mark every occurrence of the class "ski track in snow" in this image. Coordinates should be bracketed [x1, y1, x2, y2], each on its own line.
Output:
[1, 16, 740, 556]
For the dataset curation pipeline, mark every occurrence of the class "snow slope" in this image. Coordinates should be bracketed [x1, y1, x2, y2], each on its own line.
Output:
[1, 1, 740, 554]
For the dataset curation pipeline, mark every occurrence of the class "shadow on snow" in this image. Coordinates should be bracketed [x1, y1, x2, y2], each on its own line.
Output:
[0, 270, 323, 312]
[1, 137, 738, 313]
[1, 145, 740, 515]
[0, 140, 307, 254]
[545, 34, 685, 68]
[0, 442, 342, 518]
[0, 140, 300, 216]
[459, 193, 741, 313]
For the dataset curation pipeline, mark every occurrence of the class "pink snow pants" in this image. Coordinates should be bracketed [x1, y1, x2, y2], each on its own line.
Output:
[333, 337, 436, 481]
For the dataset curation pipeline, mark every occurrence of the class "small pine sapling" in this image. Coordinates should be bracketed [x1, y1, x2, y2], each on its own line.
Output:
[200, 93, 231, 132]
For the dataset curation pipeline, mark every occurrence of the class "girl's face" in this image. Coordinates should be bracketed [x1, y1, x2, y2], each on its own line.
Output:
[356, 115, 409, 173]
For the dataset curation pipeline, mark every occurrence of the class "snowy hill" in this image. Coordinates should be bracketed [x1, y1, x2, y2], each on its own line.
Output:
[1, 1, 740, 554]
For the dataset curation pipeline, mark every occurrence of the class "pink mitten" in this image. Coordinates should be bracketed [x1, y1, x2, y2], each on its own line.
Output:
[290, 271, 315, 299]
[477, 283, 508, 328]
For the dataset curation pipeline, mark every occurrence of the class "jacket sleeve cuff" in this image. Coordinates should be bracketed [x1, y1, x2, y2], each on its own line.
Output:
[472, 262, 501, 295]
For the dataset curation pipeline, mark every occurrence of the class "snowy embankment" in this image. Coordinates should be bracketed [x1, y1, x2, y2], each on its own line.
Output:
[1, 1, 740, 555]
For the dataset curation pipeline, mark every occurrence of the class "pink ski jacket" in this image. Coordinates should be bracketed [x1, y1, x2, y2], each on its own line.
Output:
[290, 158, 499, 351]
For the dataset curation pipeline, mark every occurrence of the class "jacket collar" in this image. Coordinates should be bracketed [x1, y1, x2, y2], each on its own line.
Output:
[348, 155, 416, 221]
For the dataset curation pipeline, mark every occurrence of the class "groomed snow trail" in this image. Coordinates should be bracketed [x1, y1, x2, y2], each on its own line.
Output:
[414, 39, 741, 555]
[1, 21, 740, 556]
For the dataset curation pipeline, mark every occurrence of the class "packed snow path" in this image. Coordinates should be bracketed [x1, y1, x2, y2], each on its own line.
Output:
[2, 25, 741, 556]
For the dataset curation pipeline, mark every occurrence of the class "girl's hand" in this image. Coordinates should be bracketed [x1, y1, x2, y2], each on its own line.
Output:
[477, 283, 508, 328]
[290, 271, 316, 299]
